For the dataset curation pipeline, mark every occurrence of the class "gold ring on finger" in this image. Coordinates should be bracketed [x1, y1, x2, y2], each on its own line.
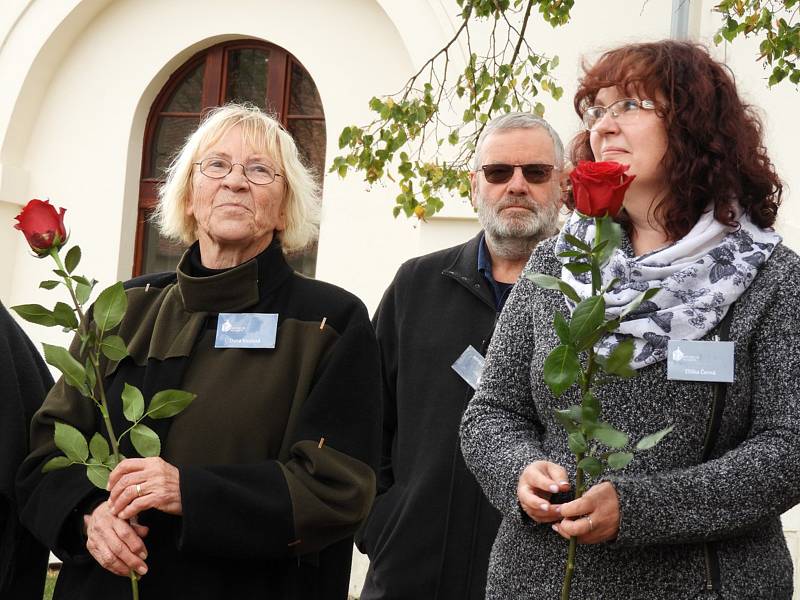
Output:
[586, 515, 594, 532]
[135, 483, 142, 497]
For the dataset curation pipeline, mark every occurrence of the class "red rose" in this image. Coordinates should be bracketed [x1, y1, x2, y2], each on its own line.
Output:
[14, 199, 67, 256]
[569, 161, 635, 218]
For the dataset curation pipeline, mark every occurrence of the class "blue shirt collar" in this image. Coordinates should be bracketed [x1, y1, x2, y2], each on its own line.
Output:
[477, 233, 513, 312]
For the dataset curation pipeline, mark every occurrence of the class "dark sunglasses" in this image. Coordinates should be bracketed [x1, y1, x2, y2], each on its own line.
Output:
[480, 163, 557, 184]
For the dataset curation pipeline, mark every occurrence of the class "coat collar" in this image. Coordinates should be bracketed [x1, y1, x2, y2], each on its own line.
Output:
[441, 231, 495, 310]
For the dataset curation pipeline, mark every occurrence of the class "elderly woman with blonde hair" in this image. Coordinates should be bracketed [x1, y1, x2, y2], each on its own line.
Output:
[18, 103, 381, 600]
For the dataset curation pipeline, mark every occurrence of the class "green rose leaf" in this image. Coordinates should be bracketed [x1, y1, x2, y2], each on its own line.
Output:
[53, 301, 79, 330]
[581, 391, 600, 424]
[543, 344, 581, 397]
[564, 233, 592, 253]
[43, 344, 86, 391]
[130, 423, 161, 458]
[84, 357, 96, 395]
[11, 304, 56, 327]
[553, 312, 571, 345]
[76, 282, 92, 306]
[526, 273, 581, 304]
[147, 389, 196, 419]
[553, 408, 579, 433]
[569, 296, 606, 343]
[93, 281, 127, 332]
[607, 451, 634, 470]
[65, 246, 81, 274]
[564, 262, 592, 275]
[594, 215, 622, 266]
[592, 424, 629, 449]
[54, 421, 89, 463]
[104, 454, 121, 471]
[39, 280, 61, 290]
[89, 433, 110, 462]
[577, 456, 603, 477]
[121, 383, 145, 422]
[636, 425, 675, 451]
[567, 431, 587, 454]
[619, 287, 660, 319]
[86, 461, 110, 490]
[42, 455, 73, 473]
[101, 335, 129, 361]
[604, 340, 636, 378]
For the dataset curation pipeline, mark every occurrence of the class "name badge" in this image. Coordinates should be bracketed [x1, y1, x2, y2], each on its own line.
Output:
[215, 313, 278, 349]
[452, 345, 486, 390]
[666, 340, 734, 383]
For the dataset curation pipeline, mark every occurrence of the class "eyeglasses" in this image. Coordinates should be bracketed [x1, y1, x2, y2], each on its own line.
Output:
[480, 163, 558, 184]
[194, 157, 284, 185]
[582, 98, 657, 131]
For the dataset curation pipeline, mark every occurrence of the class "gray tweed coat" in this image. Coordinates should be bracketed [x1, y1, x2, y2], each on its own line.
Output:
[460, 236, 800, 599]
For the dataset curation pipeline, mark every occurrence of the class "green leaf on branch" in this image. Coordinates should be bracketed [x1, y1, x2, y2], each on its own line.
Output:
[568, 431, 587, 454]
[603, 339, 636, 378]
[43, 344, 86, 391]
[553, 312, 571, 345]
[121, 383, 145, 422]
[592, 424, 629, 448]
[564, 233, 592, 252]
[76, 282, 92, 305]
[569, 296, 606, 343]
[42, 455, 73, 473]
[543, 344, 581, 397]
[636, 425, 674, 451]
[564, 262, 592, 275]
[607, 452, 634, 470]
[619, 287, 660, 319]
[553, 408, 580, 433]
[11, 304, 56, 327]
[40, 280, 60, 290]
[147, 389, 196, 419]
[85, 358, 96, 395]
[577, 456, 604, 477]
[53, 302, 79, 330]
[89, 433, 110, 462]
[54, 422, 89, 463]
[526, 273, 581, 304]
[65, 246, 81, 273]
[100, 335, 128, 361]
[582, 391, 600, 423]
[130, 423, 161, 457]
[93, 282, 127, 332]
[86, 460, 110, 490]
[594, 215, 622, 266]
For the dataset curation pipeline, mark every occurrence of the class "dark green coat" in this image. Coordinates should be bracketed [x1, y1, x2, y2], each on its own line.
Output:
[17, 242, 381, 599]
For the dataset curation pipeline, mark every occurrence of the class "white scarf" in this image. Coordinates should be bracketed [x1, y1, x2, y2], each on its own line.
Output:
[555, 208, 781, 369]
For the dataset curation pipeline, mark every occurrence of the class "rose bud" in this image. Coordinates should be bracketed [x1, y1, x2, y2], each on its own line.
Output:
[14, 199, 68, 256]
[569, 161, 635, 218]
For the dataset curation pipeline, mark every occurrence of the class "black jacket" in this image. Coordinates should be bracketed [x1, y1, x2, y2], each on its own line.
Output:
[0, 301, 52, 600]
[17, 242, 381, 600]
[358, 233, 501, 600]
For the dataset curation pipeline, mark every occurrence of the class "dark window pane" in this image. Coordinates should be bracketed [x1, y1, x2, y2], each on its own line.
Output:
[225, 48, 269, 109]
[148, 116, 200, 179]
[287, 119, 326, 185]
[163, 62, 204, 113]
[142, 216, 187, 274]
[289, 62, 323, 116]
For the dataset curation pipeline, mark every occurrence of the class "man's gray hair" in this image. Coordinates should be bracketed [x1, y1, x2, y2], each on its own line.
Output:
[472, 112, 565, 170]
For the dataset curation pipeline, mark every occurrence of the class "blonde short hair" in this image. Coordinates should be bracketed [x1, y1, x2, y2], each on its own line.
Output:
[154, 103, 320, 253]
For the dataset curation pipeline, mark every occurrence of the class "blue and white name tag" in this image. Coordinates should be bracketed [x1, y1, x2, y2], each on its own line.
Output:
[452, 345, 486, 390]
[214, 313, 278, 349]
[666, 340, 734, 383]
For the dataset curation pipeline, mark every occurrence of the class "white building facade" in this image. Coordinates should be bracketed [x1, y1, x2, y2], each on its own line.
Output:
[1, 0, 798, 596]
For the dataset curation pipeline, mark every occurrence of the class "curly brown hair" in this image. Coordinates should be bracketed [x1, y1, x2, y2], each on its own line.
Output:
[570, 40, 782, 240]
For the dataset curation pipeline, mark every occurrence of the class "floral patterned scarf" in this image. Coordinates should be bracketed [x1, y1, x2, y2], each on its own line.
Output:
[555, 208, 781, 369]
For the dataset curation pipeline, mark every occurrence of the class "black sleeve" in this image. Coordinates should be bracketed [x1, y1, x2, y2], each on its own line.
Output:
[0, 301, 53, 595]
[178, 304, 382, 558]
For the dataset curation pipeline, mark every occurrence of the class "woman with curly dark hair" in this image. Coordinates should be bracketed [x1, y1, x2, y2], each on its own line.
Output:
[461, 40, 799, 598]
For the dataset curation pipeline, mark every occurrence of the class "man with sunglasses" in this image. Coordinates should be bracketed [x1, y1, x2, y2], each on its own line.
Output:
[358, 113, 565, 600]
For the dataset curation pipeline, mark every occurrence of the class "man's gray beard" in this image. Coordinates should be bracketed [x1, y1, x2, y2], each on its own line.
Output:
[477, 193, 560, 260]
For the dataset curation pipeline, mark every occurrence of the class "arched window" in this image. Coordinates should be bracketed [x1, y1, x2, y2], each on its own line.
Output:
[135, 40, 325, 276]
